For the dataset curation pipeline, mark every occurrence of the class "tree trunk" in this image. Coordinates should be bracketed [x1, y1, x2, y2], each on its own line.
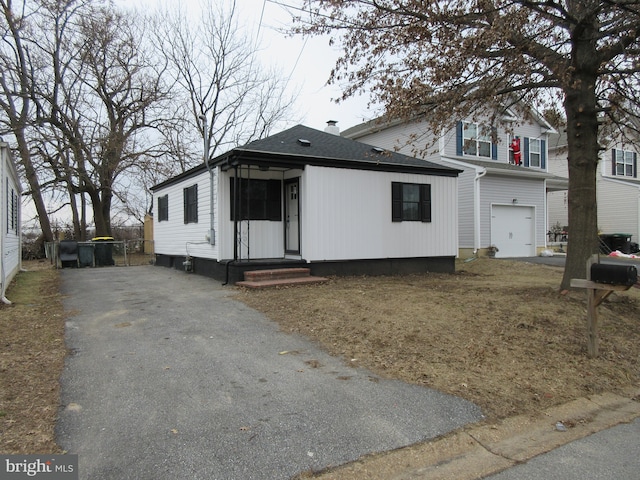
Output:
[15, 132, 54, 242]
[560, 16, 601, 291]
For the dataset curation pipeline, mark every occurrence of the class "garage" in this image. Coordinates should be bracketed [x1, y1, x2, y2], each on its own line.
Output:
[491, 205, 536, 258]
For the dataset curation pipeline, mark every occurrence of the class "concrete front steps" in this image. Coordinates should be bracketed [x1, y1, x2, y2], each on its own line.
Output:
[236, 267, 328, 289]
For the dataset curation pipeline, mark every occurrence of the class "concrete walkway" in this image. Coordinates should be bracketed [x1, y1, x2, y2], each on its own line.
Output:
[56, 266, 482, 480]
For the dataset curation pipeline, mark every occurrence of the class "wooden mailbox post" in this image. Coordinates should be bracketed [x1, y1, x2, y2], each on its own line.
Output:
[571, 254, 637, 358]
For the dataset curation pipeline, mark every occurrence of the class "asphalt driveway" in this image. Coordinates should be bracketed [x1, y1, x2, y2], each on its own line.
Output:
[56, 266, 482, 480]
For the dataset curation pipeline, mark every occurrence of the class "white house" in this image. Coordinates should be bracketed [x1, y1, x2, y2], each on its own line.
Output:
[0, 141, 22, 304]
[547, 130, 640, 253]
[343, 111, 568, 258]
[151, 125, 461, 283]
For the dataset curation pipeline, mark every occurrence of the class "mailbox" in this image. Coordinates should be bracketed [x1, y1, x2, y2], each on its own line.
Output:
[590, 263, 638, 286]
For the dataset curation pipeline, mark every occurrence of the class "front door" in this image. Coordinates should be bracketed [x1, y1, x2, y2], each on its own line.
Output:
[285, 179, 300, 254]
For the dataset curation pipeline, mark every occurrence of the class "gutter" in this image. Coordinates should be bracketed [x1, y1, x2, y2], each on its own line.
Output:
[200, 115, 215, 246]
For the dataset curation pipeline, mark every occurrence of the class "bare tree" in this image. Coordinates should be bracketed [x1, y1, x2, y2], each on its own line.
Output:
[296, 0, 640, 290]
[154, 0, 297, 164]
[0, 0, 56, 242]
[1, 0, 171, 239]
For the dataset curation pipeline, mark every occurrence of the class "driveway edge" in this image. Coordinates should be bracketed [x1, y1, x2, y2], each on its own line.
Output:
[304, 389, 640, 480]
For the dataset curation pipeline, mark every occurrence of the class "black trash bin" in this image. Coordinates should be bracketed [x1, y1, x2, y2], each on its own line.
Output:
[77, 243, 95, 267]
[92, 236, 115, 266]
[599, 233, 632, 254]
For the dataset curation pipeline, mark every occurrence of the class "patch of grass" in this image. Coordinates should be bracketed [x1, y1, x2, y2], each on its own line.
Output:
[0, 261, 66, 454]
[236, 258, 640, 420]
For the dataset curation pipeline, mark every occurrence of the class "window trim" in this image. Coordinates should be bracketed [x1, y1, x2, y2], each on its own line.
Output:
[157, 194, 169, 222]
[528, 138, 541, 168]
[183, 184, 198, 224]
[391, 182, 432, 223]
[613, 148, 637, 177]
[457, 121, 497, 160]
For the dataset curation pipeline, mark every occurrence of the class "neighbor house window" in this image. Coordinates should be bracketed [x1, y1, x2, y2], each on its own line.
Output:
[158, 194, 168, 222]
[392, 182, 431, 222]
[462, 122, 492, 158]
[183, 184, 198, 224]
[613, 148, 637, 177]
[230, 178, 282, 221]
[528, 138, 541, 168]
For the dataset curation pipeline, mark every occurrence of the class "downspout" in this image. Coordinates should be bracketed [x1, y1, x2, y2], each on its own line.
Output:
[474, 167, 488, 255]
[200, 115, 215, 246]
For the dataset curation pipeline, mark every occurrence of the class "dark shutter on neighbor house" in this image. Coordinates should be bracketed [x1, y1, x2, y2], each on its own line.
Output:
[612, 149, 617, 176]
[420, 184, 432, 223]
[523, 137, 530, 167]
[456, 121, 463, 156]
[491, 127, 498, 160]
[392, 182, 402, 222]
[634, 152, 638, 178]
[541, 140, 546, 169]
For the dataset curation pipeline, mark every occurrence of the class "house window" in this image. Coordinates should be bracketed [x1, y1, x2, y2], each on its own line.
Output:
[158, 195, 168, 222]
[183, 184, 198, 224]
[230, 178, 282, 221]
[613, 149, 636, 177]
[392, 182, 431, 222]
[462, 122, 492, 158]
[528, 139, 541, 168]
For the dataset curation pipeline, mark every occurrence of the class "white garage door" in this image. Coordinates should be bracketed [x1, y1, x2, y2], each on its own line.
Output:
[491, 205, 536, 258]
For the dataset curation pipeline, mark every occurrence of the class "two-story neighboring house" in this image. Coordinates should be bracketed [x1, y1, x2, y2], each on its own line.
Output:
[343, 111, 568, 258]
[548, 130, 640, 253]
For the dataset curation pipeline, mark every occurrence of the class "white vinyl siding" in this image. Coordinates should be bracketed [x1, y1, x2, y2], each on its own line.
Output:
[455, 168, 477, 249]
[302, 166, 458, 261]
[598, 177, 640, 243]
[153, 170, 219, 260]
[1, 144, 22, 295]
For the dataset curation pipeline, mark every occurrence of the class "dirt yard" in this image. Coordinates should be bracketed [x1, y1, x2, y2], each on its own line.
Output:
[236, 258, 640, 420]
[1, 258, 638, 456]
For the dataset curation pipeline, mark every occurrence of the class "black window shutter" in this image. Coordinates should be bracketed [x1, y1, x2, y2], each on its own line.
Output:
[540, 139, 546, 169]
[612, 149, 617, 176]
[456, 122, 463, 156]
[392, 182, 402, 222]
[523, 138, 530, 167]
[634, 152, 637, 178]
[184, 188, 188, 224]
[420, 184, 432, 222]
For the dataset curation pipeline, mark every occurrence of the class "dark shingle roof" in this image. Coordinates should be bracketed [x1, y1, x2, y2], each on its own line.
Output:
[216, 125, 459, 176]
[152, 125, 459, 191]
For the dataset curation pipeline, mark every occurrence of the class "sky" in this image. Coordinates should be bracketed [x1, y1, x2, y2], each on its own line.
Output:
[123, 0, 378, 133]
[22, 0, 378, 230]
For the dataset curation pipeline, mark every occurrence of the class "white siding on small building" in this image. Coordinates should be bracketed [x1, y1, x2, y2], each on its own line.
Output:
[1, 143, 22, 299]
[302, 166, 458, 261]
[154, 169, 219, 260]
